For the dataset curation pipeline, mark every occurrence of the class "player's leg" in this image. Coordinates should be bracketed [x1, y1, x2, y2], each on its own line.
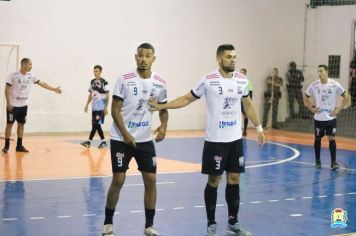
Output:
[225, 139, 251, 236]
[2, 108, 15, 153]
[262, 98, 271, 128]
[15, 106, 29, 152]
[81, 111, 98, 148]
[272, 97, 279, 129]
[97, 111, 107, 148]
[326, 119, 338, 170]
[135, 141, 160, 236]
[103, 140, 133, 235]
[201, 141, 227, 236]
[314, 120, 325, 169]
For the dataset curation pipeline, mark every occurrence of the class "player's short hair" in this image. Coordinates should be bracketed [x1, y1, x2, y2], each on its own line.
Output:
[94, 65, 102, 71]
[137, 43, 155, 54]
[21, 58, 31, 66]
[289, 61, 297, 70]
[318, 64, 328, 71]
[217, 44, 235, 56]
[240, 68, 247, 74]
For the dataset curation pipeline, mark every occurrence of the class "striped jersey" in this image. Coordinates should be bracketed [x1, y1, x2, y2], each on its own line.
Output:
[111, 71, 167, 142]
[191, 70, 249, 142]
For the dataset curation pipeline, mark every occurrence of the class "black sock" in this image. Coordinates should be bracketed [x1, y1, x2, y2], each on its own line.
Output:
[5, 138, 10, 149]
[329, 140, 336, 163]
[314, 139, 321, 162]
[104, 207, 115, 225]
[17, 138, 23, 147]
[145, 208, 155, 228]
[204, 183, 217, 226]
[226, 184, 240, 225]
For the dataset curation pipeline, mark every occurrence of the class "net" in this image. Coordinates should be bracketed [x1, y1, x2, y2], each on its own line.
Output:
[0, 43, 19, 138]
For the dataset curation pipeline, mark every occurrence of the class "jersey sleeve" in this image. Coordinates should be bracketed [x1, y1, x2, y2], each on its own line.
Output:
[334, 81, 346, 95]
[113, 77, 125, 100]
[242, 81, 249, 96]
[31, 74, 39, 84]
[305, 83, 313, 97]
[103, 79, 110, 93]
[191, 77, 206, 98]
[157, 83, 167, 103]
[6, 73, 13, 85]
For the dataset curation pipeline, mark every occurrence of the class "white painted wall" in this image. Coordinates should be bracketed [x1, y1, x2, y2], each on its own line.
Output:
[2, 0, 352, 133]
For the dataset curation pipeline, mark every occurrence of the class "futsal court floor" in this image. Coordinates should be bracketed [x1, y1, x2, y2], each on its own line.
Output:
[0, 130, 355, 236]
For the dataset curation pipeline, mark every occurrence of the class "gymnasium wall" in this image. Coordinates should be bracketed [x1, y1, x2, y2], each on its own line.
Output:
[0, 0, 354, 133]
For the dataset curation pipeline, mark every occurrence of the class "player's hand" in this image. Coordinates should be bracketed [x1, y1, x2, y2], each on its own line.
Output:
[84, 105, 88, 113]
[123, 132, 136, 148]
[330, 108, 340, 117]
[6, 104, 13, 112]
[154, 125, 167, 142]
[148, 98, 161, 111]
[313, 107, 321, 114]
[54, 86, 62, 94]
[257, 131, 266, 146]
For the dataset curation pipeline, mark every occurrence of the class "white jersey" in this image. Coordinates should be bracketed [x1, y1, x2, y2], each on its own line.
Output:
[6, 71, 39, 107]
[192, 70, 249, 142]
[110, 71, 167, 142]
[305, 78, 345, 121]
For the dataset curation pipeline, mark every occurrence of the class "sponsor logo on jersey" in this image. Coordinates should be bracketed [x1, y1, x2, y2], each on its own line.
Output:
[209, 81, 221, 86]
[127, 81, 137, 86]
[223, 97, 238, 109]
[218, 120, 237, 128]
[152, 83, 163, 89]
[128, 121, 150, 128]
[221, 111, 237, 115]
[136, 99, 146, 111]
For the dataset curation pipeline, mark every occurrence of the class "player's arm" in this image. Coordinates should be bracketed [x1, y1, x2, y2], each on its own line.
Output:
[111, 96, 136, 147]
[241, 96, 266, 145]
[155, 107, 169, 142]
[84, 93, 92, 113]
[149, 91, 197, 110]
[303, 93, 319, 113]
[37, 81, 62, 94]
[332, 91, 350, 116]
[5, 84, 12, 111]
[104, 91, 110, 116]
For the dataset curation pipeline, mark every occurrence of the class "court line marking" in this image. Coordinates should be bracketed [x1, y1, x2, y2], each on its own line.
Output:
[292, 161, 356, 171]
[0, 141, 300, 183]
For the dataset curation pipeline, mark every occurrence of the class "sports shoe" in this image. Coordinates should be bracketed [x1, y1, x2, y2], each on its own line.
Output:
[2, 147, 8, 153]
[206, 224, 217, 236]
[102, 224, 114, 236]
[80, 141, 91, 148]
[226, 223, 251, 236]
[98, 141, 108, 148]
[16, 146, 29, 152]
[331, 162, 339, 170]
[315, 161, 322, 169]
[144, 226, 161, 236]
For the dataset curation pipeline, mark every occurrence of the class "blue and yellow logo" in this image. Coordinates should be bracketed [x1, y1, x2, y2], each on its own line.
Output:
[330, 208, 348, 229]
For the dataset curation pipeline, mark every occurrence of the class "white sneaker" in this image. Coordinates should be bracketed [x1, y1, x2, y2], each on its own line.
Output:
[144, 226, 161, 236]
[206, 224, 217, 236]
[226, 223, 251, 236]
[102, 224, 114, 236]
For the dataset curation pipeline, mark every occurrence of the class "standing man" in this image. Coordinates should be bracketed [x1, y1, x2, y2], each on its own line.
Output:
[102, 43, 168, 236]
[262, 68, 283, 129]
[286, 61, 305, 118]
[150, 44, 265, 236]
[303, 65, 349, 170]
[2, 58, 62, 153]
[239, 68, 253, 136]
[80, 65, 110, 148]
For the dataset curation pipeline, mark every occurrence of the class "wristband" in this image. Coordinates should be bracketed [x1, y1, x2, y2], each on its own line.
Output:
[256, 125, 263, 133]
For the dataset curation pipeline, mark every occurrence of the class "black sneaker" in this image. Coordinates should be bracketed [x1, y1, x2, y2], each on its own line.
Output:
[80, 141, 91, 148]
[315, 161, 322, 169]
[98, 141, 107, 149]
[16, 146, 29, 152]
[2, 147, 9, 153]
[331, 162, 339, 170]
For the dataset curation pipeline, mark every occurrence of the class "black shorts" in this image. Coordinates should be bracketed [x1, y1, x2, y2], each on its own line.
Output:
[7, 106, 28, 124]
[314, 119, 337, 138]
[92, 110, 105, 125]
[110, 140, 157, 173]
[201, 139, 245, 176]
